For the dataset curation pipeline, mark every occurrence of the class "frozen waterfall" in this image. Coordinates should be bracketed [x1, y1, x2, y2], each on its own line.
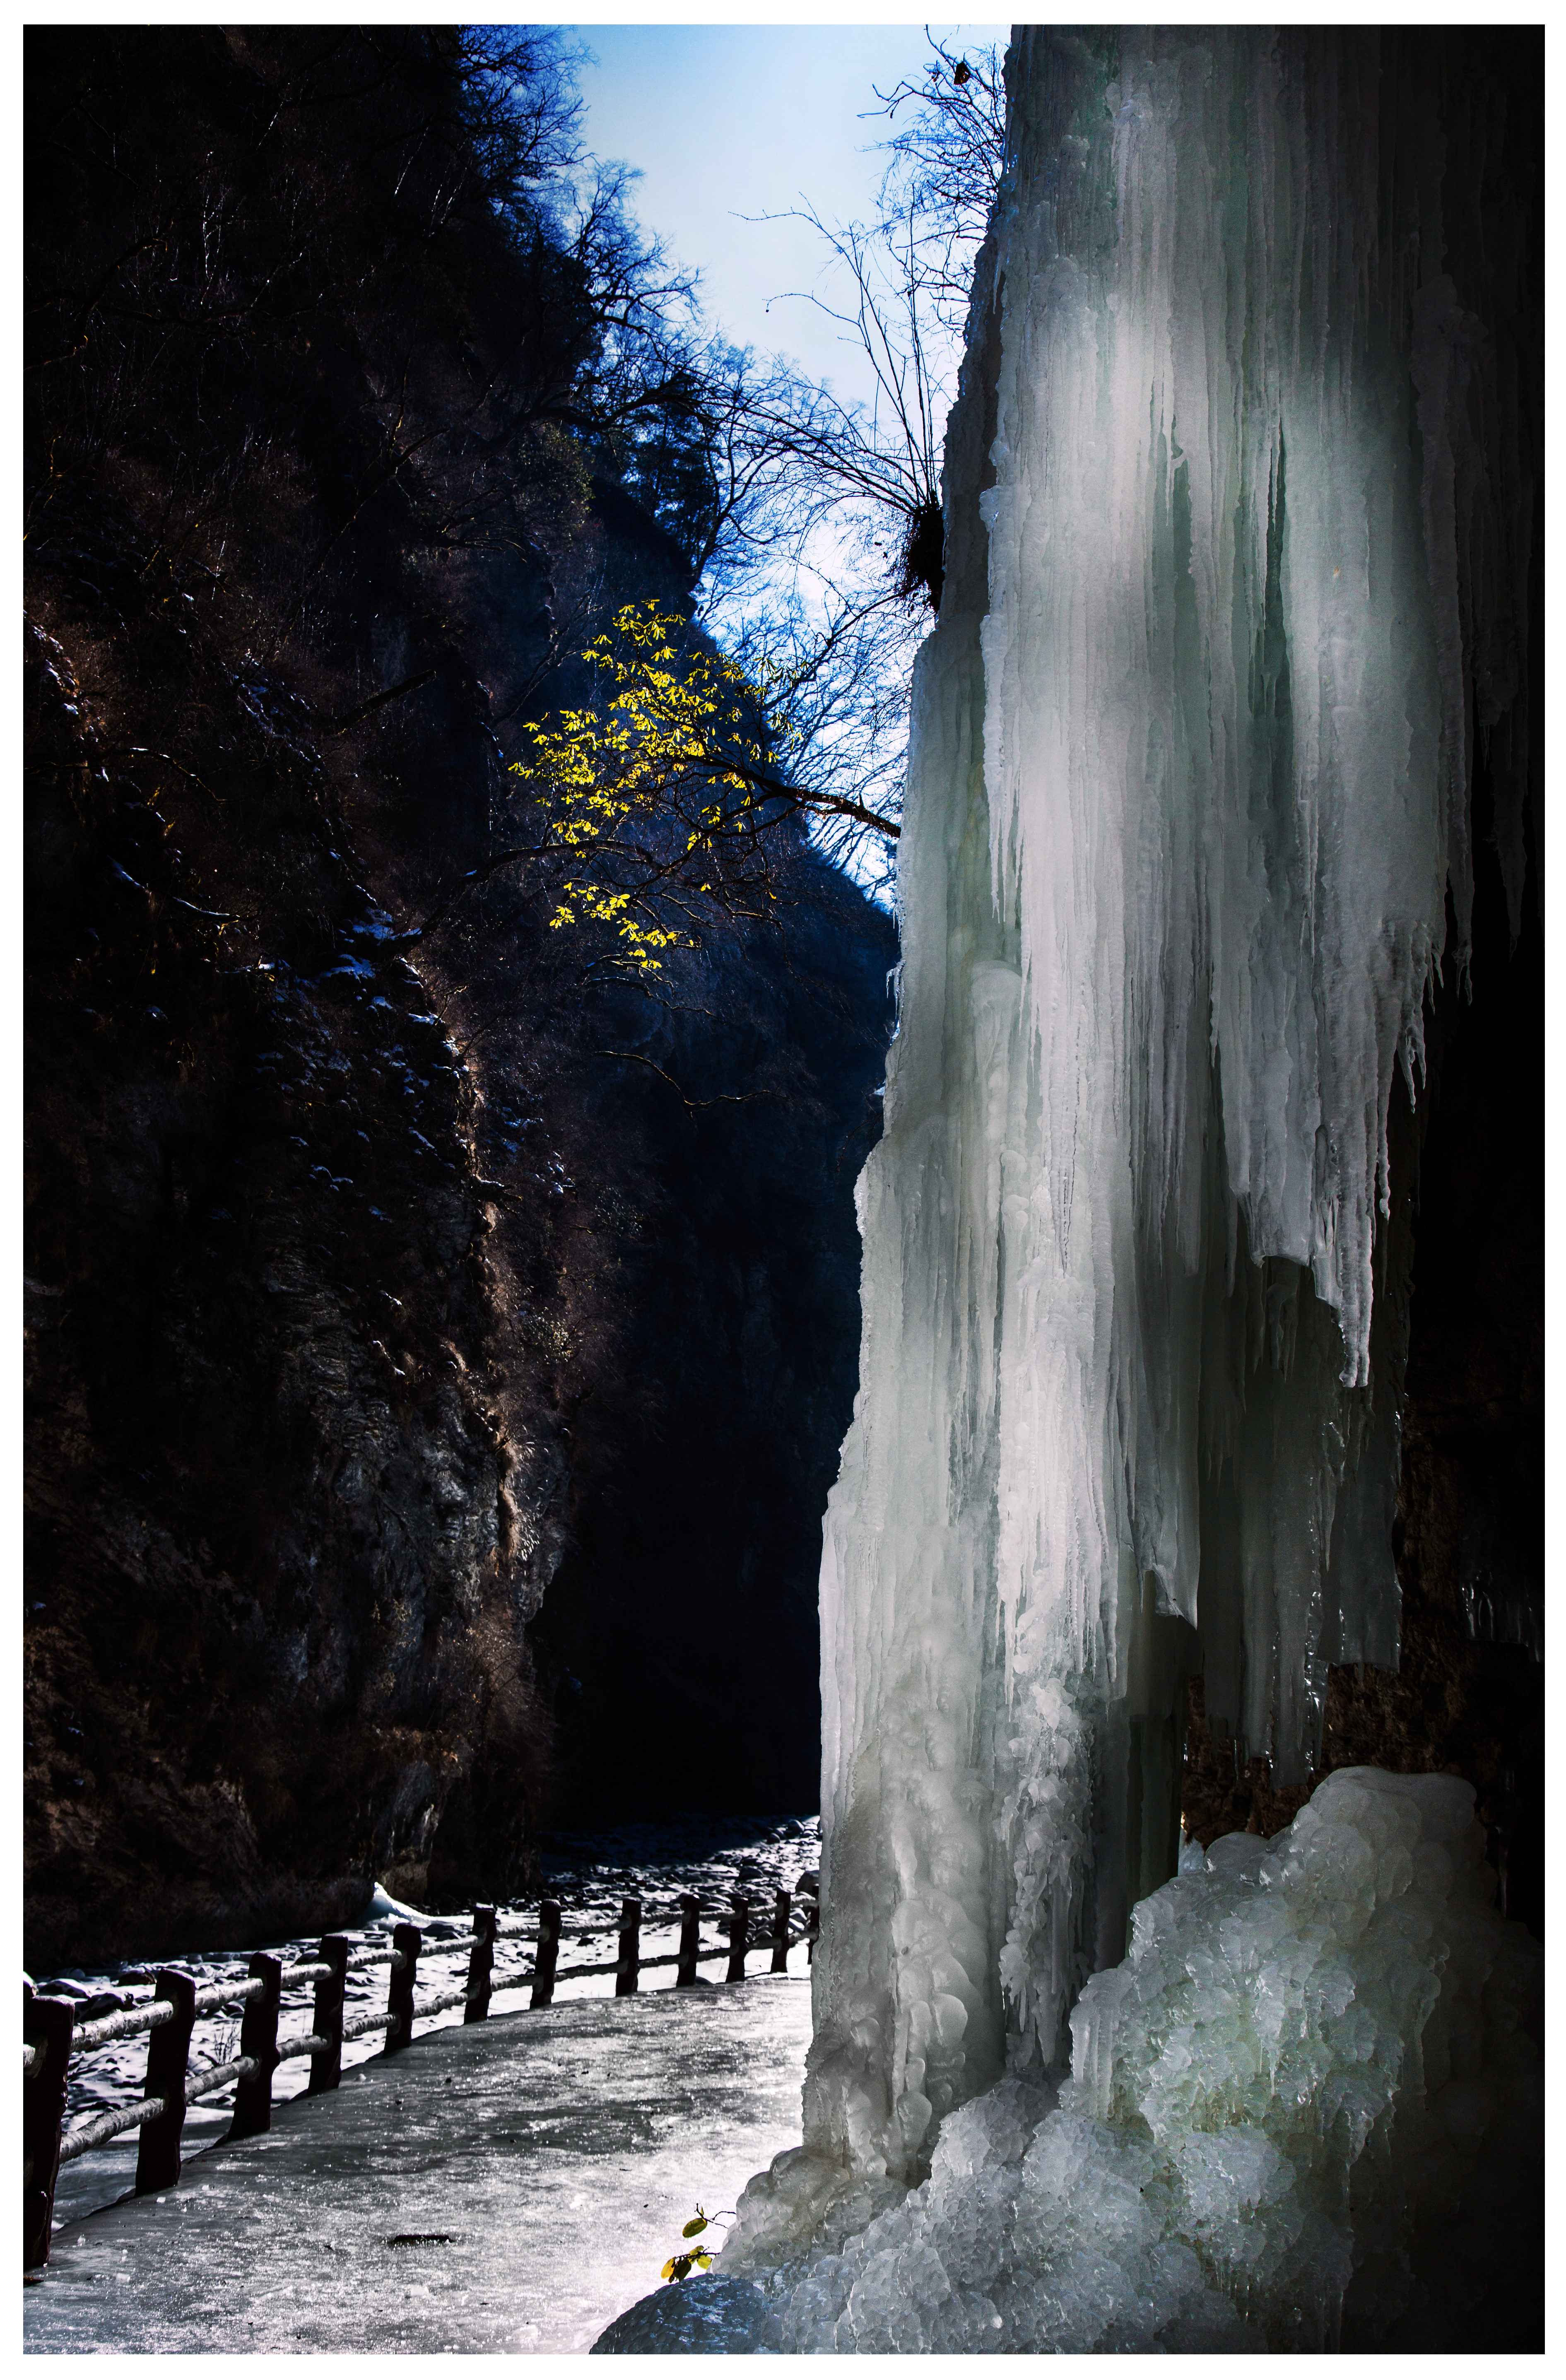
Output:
[701, 23, 1540, 2354]
[802, 15, 1537, 2179]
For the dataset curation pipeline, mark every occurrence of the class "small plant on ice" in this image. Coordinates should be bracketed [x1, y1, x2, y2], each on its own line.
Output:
[658, 2205, 718, 2284]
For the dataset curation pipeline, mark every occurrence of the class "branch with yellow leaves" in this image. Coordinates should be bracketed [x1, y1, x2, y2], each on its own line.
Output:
[506, 597, 898, 973]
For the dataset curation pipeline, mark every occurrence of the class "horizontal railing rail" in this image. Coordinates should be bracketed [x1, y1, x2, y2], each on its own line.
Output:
[22, 1881, 819, 2270]
[62, 1954, 352, 2059]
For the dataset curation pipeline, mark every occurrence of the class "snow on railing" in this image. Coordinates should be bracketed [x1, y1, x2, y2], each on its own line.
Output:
[20, 1884, 818, 2271]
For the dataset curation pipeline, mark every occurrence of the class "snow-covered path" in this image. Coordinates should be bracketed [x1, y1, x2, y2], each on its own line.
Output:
[24, 1972, 812, 2354]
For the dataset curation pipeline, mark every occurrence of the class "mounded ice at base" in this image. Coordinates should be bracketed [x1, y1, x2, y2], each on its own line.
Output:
[715, 1769, 1542, 2354]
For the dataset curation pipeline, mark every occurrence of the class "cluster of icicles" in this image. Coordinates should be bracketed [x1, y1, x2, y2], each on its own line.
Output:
[804, 16, 1536, 2187]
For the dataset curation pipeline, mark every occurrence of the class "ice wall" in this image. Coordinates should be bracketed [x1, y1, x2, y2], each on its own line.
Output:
[804, 25, 1537, 2194]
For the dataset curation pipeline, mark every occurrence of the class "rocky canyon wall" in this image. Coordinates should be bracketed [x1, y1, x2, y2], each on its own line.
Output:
[24, 27, 890, 1971]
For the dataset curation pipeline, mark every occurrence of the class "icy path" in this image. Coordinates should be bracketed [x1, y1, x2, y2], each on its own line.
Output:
[35, 1811, 818, 2234]
[23, 1972, 812, 2354]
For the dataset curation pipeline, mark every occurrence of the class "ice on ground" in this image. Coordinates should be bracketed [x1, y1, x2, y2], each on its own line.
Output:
[28, 1975, 814, 2357]
[39, 1811, 818, 2233]
[663, 1771, 1542, 2353]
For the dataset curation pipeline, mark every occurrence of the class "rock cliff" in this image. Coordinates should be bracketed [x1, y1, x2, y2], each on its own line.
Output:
[24, 26, 892, 1969]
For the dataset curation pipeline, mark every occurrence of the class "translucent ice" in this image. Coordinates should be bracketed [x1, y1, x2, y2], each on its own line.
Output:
[723, 1771, 1542, 2351]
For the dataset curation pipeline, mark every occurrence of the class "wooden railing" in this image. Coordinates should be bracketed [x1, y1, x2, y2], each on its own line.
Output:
[22, 1885, 818, 2270]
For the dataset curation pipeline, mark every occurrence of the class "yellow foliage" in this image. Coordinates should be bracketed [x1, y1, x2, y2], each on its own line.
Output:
[511, 599, 798, 972]
[658, 2205, 716, 2283]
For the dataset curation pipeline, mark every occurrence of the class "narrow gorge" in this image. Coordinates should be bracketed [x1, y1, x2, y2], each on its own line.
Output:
[24, 23, 1542, 2357]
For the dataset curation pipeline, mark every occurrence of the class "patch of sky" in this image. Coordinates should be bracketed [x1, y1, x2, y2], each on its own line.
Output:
[576, 23, 1004, 415]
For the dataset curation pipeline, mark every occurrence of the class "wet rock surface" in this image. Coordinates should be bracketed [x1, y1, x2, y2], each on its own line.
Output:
[595, 2272, 777, 2353]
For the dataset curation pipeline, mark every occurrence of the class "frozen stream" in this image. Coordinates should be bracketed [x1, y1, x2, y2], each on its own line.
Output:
[31, 1812, 818, 2238]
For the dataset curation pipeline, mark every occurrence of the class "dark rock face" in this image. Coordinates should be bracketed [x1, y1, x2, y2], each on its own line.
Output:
[24, 28, 893, 1968]
[24, 568, 887, 1970]
[534, 894, 893, 1818]
[24, 617, 563, 1969]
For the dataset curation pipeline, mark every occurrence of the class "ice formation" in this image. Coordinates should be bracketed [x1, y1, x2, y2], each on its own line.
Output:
[711, 1768, 1542, 2351]
[795, 22, 1538, 2204]
[590, 31, 1540, 2356]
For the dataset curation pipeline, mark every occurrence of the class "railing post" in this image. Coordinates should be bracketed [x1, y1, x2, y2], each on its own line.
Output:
[771, 1889, 792, 1973]
[465, 1906, 496, 2024]
[615, 1896, 642, 1997]
[804, 1891, 819, 1966]
[530, 1900, 561, 2009]
[726, 1893, 750, 1983]
[308, 1935, 349, 2093]
[229, 1953, 282, 2140]
[23, 1985, 74, 2269]
[675, 1893, 701, 1988]
[136, 1968, 196, 2194]
[386, 1924, 420, 2052]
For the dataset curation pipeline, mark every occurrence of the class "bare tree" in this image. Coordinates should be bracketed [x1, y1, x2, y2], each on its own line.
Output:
[870, 35, 1008, 334]
[635, 32, 1011, 891]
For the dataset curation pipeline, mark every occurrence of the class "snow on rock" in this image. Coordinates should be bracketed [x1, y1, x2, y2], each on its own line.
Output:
[358, 1881, 464, 1933]
[711, 1768, 1541, 2351]
[802, 22, 1538, 2214]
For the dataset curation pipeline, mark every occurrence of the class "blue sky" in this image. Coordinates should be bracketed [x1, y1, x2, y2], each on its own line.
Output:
[572, 24, 1008, 410]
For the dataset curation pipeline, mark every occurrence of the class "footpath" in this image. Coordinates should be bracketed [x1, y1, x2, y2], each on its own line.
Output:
[23, 1972, 810, 2355]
